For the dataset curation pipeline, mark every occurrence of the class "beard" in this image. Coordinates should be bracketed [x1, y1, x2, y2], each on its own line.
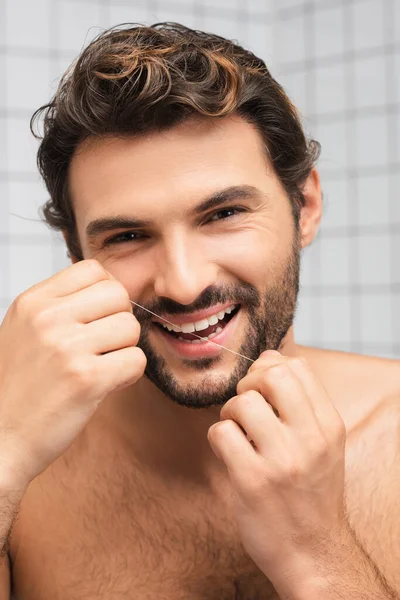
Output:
[134, 230, 301, 410]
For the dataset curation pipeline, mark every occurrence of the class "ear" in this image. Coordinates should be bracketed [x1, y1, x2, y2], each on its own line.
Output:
[62, 230, 80, 264]
[299, 168, 322, 249]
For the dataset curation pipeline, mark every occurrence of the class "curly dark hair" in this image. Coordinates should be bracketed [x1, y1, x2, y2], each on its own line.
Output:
[31, 22, 320, 260]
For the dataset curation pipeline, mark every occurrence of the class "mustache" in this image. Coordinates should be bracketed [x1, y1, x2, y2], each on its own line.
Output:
[133, 283, 261, 322]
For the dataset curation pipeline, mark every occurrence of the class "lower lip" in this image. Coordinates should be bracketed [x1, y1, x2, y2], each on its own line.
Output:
[153, 308, 242, 359]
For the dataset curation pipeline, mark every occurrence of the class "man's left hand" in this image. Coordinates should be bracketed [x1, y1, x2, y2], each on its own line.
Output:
[207, 350, 348, 586]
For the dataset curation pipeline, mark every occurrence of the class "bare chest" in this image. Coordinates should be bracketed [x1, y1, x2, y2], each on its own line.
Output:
[10, 454, 278, 600]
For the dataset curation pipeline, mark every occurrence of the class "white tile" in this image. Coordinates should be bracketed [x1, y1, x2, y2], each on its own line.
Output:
[294, 294, 321, 345]
[315, 63, 346, 115]
[355, 114, 387, 168]
[279, 70, 308, 116]
[0, 183, 9, 235]
[356, 174, 390, 227]
[6, 118, 40, 173]
[390, 173, 400, 224]
[53, 52, 79, 90]
[249, 0, 272, 14]
[354, 55, 386, 110]
[394, 52, 400, 107]
[314, 5, 344, 59]
[203, 0, 241, 9]
[358, 233, 391, 285]
[275, 13, 305, 65]
[0, 55, 5, 105]
[9, 242, 54, 299]
[320, 294, 352, 344]
[322, 177, 349, 228]
[0, 244, 9, 297]
[314, 118, 347, 172]
[278, 0, 305, 7]
[5, 55, 51, 111]
[319, 235, 351, 287]
[393, 230, 400, 284]
[58, 0, 104, 53]
[0, 117, 6, 169]
[394, 294, 400, 344]
[108, 4, 152, 27]
[359, 294, 392, 345]
[52, 239, 73, 272]
[0, 305, 11, 326]
[8, 180, 50, 236]
[300, 243, 320, 287]
[5, 0, 51, 49]
[293, 295, 314, 345]
[395, 2, 400, 44]
[246, 21, 273, 65]
[151, 5, 197, 29]
[202, 12, 242, 42]
[352, 0, 384, 52]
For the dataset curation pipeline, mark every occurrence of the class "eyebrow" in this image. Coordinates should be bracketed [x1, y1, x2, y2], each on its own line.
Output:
[85, 184, 263, 243]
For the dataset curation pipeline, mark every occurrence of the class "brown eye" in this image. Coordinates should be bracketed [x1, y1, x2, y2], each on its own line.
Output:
[207, 207, 245, 223]
[103, 231, 145, 246]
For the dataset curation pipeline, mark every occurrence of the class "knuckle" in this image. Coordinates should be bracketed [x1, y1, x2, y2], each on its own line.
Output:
[65, 359, 95, 390]
[236, 378, 247, 395]
[239, 390, 259, 408]
[312, 437, 329, 460]
[290, 356, 308, 370]
[211, 420, 232, 441]
[134, 348, 147, 373]
[30, 306, 56, 330]
[43, 330, 72, 356]
[270, 461, 300, 485]
[12, 291, 35, 317]
[263, 363, 290, 383]
[334, 419, 347, 444]
[110, 280, 130, 304]
[244, 464, 270, 498]
[84, 259, 108, 280]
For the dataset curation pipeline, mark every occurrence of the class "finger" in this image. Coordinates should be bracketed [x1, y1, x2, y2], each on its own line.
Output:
[97, 345, 147, 393]
[80, 311, 140, 355]
[60, 279, 133, 323]
[237, 362, 320, 432]
[207, 418, 258, 476]
[219, 390, 285, 456]
[30, 259, 113, 298]
[246, 349, 283, 375]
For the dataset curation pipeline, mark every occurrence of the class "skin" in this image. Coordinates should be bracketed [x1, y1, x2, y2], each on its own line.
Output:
[67, 114, 322, 483]
[1, 113, 399, 598]
[62, 113, 398, 597]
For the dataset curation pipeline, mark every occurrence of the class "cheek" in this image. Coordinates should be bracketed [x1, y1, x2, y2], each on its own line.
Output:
[215, 230, 285, 284]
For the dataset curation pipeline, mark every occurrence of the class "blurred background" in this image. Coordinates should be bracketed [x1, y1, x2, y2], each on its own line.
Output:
[0, 0, 399, 358]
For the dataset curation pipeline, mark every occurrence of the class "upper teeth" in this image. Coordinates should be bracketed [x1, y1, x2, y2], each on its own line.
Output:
[158, 305, 237, 334]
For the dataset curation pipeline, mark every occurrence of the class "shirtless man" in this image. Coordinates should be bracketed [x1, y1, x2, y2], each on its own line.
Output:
[0, 22, 399, 600]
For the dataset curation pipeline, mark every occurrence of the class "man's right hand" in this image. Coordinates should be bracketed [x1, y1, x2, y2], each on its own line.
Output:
[0, 259, 147, 491]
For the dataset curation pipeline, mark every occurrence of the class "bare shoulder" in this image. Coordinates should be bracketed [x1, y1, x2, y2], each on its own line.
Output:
[299, 345, 400, 590]
[297, 344, 400, 432]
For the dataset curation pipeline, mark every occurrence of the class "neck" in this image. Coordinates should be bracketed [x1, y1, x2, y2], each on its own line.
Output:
[97, 327, 299, 486]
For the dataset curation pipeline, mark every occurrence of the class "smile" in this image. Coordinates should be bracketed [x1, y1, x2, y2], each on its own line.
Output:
[151, 304, 242, 359]
[153, 304, 240, 342]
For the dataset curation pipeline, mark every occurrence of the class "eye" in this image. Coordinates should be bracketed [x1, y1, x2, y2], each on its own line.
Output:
[207, 207, 246, 223]
[103, 231, 145, 247]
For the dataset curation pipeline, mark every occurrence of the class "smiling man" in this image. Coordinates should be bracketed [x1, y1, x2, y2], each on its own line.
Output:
[0, 22, 399, 600]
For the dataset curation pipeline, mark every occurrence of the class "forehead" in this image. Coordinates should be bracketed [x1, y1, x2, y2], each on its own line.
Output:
[69, 114, 278, 223]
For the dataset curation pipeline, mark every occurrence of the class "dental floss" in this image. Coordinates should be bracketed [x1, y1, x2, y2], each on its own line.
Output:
[130, 300, 255, 363]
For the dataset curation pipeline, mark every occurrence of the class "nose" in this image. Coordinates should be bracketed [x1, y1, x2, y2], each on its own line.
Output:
[153, 231, 217, 306]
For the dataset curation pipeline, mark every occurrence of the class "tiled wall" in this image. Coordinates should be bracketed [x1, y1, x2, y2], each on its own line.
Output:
[0, 0, 399, 358]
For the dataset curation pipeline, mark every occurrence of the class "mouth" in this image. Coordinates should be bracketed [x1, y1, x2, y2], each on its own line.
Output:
[151, 304, 242, 359]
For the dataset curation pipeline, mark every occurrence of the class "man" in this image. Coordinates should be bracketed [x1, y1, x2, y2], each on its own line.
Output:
[0, 22, 399, 599]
